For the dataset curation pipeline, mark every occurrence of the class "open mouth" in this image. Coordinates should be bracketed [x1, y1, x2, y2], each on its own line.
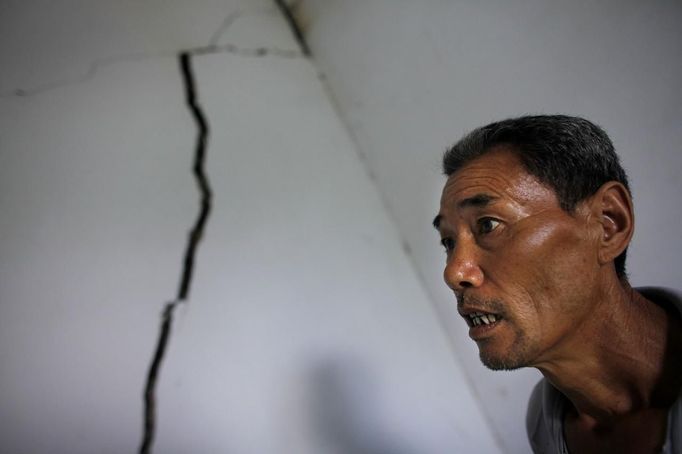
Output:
[466, 312, 502, 327]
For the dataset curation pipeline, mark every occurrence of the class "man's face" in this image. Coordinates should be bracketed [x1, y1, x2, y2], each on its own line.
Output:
[434, 147, 601, 370]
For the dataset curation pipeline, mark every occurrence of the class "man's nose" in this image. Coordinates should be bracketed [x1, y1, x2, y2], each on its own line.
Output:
[443, 243, 484, 291]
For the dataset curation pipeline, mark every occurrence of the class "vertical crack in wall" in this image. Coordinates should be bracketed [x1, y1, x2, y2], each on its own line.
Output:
[138, 52, 212, 454]
[135, 7, 310, 451]
[176, 52, 212, 302]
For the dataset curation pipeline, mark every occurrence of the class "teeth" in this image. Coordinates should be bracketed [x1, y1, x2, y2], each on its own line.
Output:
[468, 312, 499, 326]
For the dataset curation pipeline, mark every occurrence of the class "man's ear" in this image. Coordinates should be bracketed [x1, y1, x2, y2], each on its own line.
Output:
[590, 181, 634, 266]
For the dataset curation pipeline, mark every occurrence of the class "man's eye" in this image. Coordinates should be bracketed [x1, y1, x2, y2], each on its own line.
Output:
[440, 237, 455, 252]
[477, 218, 501, 234]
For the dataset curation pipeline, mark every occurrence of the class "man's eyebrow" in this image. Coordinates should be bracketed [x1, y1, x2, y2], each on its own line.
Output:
[458, 193, 497, 209]
[432, 214, 442, 230]
[433, 194, 497, 230]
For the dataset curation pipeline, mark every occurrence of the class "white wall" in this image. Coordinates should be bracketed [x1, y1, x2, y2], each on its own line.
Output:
[0, 1, 501, 453]
[300, 1, 682, 453]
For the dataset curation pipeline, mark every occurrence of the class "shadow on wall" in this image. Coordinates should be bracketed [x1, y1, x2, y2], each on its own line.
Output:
[307, 358, 416, 454]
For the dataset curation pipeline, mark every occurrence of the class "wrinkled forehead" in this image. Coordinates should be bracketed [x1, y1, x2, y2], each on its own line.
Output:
[437, 148, 559, 222]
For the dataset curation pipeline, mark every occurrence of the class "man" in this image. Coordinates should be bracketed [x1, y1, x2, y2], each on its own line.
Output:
[432, 115, 681, 453]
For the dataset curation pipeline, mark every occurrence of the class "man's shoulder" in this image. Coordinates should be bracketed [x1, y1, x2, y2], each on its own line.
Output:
[637, 287, 682, 451]
[636, 286, 682, 314]
[526, 378, 566, 453]
[526, 379, 544, 434]
[526, 379, 557, 436]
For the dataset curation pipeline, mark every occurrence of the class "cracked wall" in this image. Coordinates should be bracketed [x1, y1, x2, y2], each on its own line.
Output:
[0, 1, 500, 453]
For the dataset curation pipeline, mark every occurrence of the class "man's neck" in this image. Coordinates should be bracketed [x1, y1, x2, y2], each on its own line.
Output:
[534, 283, 682, 425]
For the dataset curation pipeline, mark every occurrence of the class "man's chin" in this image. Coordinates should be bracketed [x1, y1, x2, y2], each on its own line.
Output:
[478, 347, 528, 371]
[480, 355, 524, 371]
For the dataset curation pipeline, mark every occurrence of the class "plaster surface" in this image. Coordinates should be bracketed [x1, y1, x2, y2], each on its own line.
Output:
[0, 1, 501, 452]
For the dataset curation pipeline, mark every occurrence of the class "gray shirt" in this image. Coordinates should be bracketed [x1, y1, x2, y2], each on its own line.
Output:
[526, 287, 682, 454]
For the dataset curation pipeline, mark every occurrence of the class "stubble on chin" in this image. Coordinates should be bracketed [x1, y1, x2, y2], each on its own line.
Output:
[478, 328, 535, 371]
[480, 349, 524, 371]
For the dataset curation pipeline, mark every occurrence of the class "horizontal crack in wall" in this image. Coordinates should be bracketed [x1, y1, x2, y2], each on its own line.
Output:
[1, 9, 305, 99]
